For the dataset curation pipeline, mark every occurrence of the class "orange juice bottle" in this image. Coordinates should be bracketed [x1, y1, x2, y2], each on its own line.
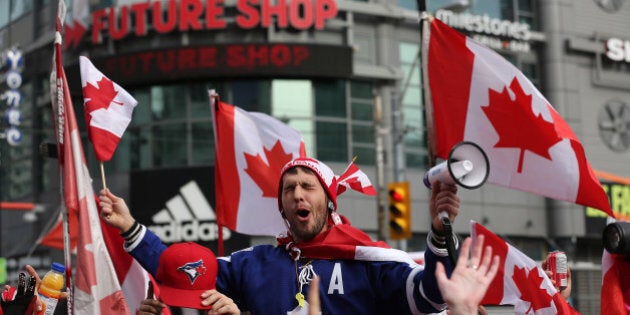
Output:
[38, 263, 65, 315]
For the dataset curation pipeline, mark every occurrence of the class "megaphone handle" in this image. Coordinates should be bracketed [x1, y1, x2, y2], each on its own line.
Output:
[439, 211, 457, 267]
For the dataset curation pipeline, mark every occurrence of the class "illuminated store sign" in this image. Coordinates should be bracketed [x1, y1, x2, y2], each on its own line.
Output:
[91, 43, 352, 85]
[89, 0, 337, 44]
[605, 38, 630, 63]
[435, 9, 531, 53]
[586, 181, 630, 234]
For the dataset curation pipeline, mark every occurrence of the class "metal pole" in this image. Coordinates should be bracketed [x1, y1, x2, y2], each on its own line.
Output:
[374, 93, 387, 242]
[391, 94, 407, 251]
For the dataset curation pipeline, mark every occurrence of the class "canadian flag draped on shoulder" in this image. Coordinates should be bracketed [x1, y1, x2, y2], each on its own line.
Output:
[422, 17, 613, 217]
[210, 91, 306, 236]
[50, 1, 129, 313]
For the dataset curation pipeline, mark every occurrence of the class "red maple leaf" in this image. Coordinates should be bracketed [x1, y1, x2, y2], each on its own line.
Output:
[244, 141, 294, 197]
[482, 77, 562, 173]
[82, 77, 122, 115]
[512, 265, 553, 313]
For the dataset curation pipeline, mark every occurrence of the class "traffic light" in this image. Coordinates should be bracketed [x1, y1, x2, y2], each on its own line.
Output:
[388, 181, 411, 240]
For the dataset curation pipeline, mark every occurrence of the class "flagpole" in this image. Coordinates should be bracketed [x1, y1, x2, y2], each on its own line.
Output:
[100, 161, 107, 189]
[209, 91, 225, 257]
[418, 8, 458, 267]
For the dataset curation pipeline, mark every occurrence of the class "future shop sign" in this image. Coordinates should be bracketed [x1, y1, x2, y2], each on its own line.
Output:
[82, 0, 349, 81]
[90, 0, 338, 43]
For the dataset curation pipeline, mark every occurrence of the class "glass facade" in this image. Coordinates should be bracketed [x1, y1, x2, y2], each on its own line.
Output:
[399, 42, 427, 168]
[90, 79, 376, 176]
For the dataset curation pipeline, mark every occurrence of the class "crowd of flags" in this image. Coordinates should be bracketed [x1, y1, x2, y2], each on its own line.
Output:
[13, 0, 625, 313]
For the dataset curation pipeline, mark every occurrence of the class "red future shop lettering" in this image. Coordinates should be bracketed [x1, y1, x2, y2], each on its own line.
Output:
[227, 44, 309, 68]
[91, 0, 336, 44]
[103, 45, 309, 76]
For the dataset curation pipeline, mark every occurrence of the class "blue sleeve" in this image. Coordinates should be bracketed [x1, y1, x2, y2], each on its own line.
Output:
[412, 248, 452, 312]
[127, 226, 167, 277]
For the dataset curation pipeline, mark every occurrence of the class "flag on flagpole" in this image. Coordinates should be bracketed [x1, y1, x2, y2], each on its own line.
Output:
[80, 56, 138, 162]
[471, 221, 580, 314]
[336, 162, 377, 196]
[210, 90, 306, 236]
[422, 17, 613, 217]
[51, 1, 129, 313]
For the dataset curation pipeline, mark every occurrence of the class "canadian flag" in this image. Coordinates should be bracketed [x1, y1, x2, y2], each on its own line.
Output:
[51, 2, 129, 313]
[336, 162, 377, 196]
[210, 91, 306, 236]
[423, 18, 613, 217]
[601, 224, 630, 314]
[79, 56, 137, 162]
[471, 222, 579, 314]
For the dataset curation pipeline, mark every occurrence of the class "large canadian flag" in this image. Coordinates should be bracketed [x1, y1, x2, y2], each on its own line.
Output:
[471, 222, 579, 314]
[51, 1, 129, 313]
[210, 91, 306, 236]
[423, 18, 613, 217]
[80, 56, 137, 162]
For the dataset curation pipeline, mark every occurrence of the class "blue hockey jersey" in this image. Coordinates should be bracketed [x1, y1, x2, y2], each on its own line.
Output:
[127, 226, 451, 314]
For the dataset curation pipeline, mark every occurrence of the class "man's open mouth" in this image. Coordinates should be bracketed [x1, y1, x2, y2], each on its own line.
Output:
[297, 209, 310, 218]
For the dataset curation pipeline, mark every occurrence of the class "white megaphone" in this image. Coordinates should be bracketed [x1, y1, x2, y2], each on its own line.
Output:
[423, 141, 489, 267]
[423, 141, 489, 190]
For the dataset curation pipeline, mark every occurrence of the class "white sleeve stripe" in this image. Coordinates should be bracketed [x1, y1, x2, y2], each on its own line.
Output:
[418, 279, 448, 312]
[123, 225, 147, 252]
[406, 267, 423, 315]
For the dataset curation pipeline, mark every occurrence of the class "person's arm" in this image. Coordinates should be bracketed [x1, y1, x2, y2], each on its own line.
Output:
[98, 188, 167, 276]
[414, 181, 461, 313]
[99, 188, 136, 233]
[435, 236, 500, 315]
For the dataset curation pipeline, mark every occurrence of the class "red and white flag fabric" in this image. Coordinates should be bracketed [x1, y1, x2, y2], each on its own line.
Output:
[100, 216, 171, 315]
[423, 18, 613, 217]
[336, 162, 377, 196]
[51, 1, 129, 313]
[471, 221, 579, 314]
[601, 221, 630, 314]
[210, 90, 306, 236]
[80, 56, 137, 162]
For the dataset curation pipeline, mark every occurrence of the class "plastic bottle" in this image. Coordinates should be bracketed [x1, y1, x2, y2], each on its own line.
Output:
[38, 262, 65, 315]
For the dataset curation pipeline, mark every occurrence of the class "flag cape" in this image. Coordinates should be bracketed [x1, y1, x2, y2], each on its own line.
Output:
[79, 56, 137, 162]
[51, 1, 129, 313]
[423, 18, 613, 217]
[471, 222, 579, 314]
[210, 91, 305, 236]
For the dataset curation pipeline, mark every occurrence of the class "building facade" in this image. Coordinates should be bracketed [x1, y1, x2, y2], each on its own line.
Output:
[1, 0, 629, 312]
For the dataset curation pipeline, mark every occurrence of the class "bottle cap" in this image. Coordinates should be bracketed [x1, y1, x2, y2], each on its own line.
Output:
[51, 262, 65, 273]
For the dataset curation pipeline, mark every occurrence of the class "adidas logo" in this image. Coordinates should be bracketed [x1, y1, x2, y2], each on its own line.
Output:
[147, 180, 232, 243]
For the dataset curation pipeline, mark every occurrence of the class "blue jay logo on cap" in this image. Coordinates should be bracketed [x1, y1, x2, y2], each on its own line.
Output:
[177, 259, 206, 285]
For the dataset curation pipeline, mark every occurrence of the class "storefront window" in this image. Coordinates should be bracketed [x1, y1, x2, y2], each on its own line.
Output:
[399, 42, 427, 168]
[316, 121, 347, 161]
[121, 79, 376, 170]
[0, 1, 9, 28]
[153, 123, 187, 167]
[272, 79, 315, 156]
[350, 81, 375, 165]
[9, 0, 33, 21]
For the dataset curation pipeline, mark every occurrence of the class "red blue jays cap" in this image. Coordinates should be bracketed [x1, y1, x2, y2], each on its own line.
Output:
[156, 242, 218, 309]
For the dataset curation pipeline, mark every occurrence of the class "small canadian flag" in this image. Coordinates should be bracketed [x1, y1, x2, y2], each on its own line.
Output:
[79, 56, 137, 162]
